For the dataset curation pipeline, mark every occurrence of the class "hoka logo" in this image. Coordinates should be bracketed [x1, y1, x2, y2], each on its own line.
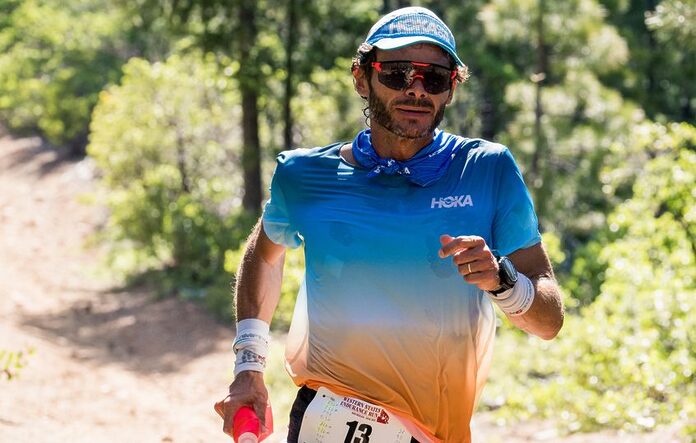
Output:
[431, 195, 473, 209]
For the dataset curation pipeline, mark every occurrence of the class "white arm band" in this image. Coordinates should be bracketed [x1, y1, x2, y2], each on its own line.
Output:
[487, 273, 535, 316]
[233, 318, 270, 376]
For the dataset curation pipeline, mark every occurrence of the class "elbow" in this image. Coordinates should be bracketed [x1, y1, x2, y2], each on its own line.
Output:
[538, 311, 564, 340]
[538, 329, 560, 341]
[537, 289, 565, 340]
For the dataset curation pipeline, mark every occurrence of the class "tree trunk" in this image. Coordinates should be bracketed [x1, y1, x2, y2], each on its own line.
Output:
[381, 0, 391, 14]
[480, 78, 498, 141]
[68, 130, 89, 158]
[175, 126, 191, 194]
[530, 0, 549, 226]
[645, 0, 657, 109]
[239, 0, 262, 214]
[382, 0, 409, 14]
[283, 0, 298, 150]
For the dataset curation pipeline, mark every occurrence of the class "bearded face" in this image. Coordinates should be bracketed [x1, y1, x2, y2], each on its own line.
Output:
[367, 83, 447, 139]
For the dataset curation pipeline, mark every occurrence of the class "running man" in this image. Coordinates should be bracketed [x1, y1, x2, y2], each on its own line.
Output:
[218, 6, 564, 442]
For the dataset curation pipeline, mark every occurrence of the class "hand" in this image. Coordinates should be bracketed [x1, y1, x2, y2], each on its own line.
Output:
[215, 370, 269, 437]
[439, 234, 500, 292]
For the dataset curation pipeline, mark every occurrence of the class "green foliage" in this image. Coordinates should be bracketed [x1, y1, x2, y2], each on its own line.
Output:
[2, 1, 694, 436]
[541, 231, 566, 268]
[601, 0, 695, 122]
[1, 348, 34, 381]
[89, 52, 250, 292]
[0, 0, 129, 151]
[485, 0, 645, 244]
[484, 123, 696, 435]
[225, 242, 304, 330]
[565, 122, 696, 307]
[275, 247, 305, 329]
[289, 63, 365, 148]
[480, 0, 629, 75]
[647, 0, 696, 121]
[265, 336, 299, 430]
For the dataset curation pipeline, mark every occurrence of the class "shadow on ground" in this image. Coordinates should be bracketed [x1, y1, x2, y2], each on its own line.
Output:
[0, 132, 78, 177]
[20, 285, 231, 375]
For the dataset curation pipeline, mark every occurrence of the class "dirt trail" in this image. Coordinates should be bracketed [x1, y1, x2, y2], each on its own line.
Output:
[0, 132, 237, 443]
[0, 130, 684, 443]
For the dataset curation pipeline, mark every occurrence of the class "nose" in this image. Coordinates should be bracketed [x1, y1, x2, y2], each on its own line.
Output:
[405, 74, 428, 98]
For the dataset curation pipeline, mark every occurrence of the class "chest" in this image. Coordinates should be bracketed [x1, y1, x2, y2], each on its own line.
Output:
[290, 168, 496, 261]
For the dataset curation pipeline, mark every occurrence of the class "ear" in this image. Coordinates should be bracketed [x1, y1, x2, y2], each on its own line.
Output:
[446, 80, 457, 105]
[353, 67, 370, 100]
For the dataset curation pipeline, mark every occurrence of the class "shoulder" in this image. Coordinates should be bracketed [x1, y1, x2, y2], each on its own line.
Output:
[274, 142, 344, 173]
[441, 132, 514, 167]
[440, 132, 508, 155]
[276, 143, 340, 164]
[465, 138, 509, 159]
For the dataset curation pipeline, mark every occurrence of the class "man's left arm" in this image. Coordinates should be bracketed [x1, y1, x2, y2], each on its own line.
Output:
[439, 235, 564, 340]
[505, 242, 564, 340]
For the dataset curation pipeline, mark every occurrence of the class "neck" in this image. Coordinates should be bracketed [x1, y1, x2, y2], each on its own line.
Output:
[369, 123, 435, 161]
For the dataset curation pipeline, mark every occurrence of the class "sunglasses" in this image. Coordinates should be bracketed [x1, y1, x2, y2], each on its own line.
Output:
[371, 60, 456, 95]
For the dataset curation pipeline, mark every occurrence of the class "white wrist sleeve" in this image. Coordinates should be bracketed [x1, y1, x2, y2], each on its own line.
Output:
[233, 318, 270, 376]
[487, 273, 535, 316]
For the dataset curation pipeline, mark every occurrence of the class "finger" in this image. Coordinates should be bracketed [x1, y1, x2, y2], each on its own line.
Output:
[438, 234, 454, 258]
[439, 235, 485, 258]
[451, 245, 486, 266]
[222, 409, 234, 436]
[439, 234, 454, 247]
[214, 394, 232, 419]
[458, 262, 482, 277]
[467, 271, 500, 291]
[222, 398, 240, 436]
[254, 401, 267, 432]
[214, 400, 225, 419]
[457, 260, 477, 276]
[222, 412, 234, 436]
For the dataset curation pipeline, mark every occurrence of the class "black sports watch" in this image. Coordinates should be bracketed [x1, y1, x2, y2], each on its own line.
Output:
[489, 256, 518, 296]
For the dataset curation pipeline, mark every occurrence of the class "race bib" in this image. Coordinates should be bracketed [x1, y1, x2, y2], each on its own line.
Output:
[298, 387, 414, 443]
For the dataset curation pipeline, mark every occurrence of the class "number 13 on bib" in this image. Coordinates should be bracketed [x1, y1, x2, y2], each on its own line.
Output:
[298, 387, 414, 443]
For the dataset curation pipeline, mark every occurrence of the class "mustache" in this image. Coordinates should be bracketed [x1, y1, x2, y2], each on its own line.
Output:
[392, 98, 434, 110]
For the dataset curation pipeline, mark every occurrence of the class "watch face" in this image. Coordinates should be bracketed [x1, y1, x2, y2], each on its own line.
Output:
[499, 257, 518, 286]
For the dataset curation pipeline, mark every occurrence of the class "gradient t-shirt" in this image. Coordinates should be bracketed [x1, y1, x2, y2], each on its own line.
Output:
[262, 133, 540, 442]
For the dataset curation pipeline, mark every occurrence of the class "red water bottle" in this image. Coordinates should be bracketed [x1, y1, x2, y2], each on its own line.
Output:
[233, 404, 274, 443]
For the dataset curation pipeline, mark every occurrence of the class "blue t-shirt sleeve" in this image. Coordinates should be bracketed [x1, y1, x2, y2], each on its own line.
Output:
[492, 148, 541, 256]
[261, 154, 303, 249]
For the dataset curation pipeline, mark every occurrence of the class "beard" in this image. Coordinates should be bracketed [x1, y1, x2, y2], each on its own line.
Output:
[368, 91, 446, 139]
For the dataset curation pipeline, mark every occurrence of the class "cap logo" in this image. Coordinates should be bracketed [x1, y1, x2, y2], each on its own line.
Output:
[364, 7, 465, 67]
[388, 17, 451, 44]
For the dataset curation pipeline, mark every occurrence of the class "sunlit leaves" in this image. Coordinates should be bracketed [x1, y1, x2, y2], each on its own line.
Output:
[477, 0, 642, 257]
[485, 122, 696, 435]
[1, 348, 34, 381]
[646, 0, 696, 42]
[479, 0, 628, 74]
[503, 68, 643, 240]
[0, 0, 128, 149]
[603, 0, 695, 122]
[88, 52, 246, 282]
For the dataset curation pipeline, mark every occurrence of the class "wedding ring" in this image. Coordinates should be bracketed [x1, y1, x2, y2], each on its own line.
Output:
[467, 263, 472, 274]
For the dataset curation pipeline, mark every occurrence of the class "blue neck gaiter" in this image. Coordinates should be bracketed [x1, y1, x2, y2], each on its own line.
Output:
[351, 129, 459, 187]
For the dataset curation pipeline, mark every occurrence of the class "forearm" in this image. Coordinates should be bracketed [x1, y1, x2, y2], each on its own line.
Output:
[225, 223, 281, 433]
[235, 221, 286, 323]
[506, 275, 564, 340]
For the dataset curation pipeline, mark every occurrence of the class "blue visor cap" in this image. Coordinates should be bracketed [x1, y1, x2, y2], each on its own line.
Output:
[365, 7, 464, 68]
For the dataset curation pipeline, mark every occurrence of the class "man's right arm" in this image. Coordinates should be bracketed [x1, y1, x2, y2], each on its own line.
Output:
[220, 219, 287, 437]
[235, 219, 287, 322]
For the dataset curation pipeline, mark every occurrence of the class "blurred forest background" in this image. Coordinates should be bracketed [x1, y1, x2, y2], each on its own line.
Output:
[1, 0, 694, 440]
